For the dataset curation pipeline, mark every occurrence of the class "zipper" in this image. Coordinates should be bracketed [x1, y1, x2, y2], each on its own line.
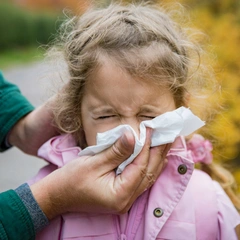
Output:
[115, 190, 149, 240]
[114, 215, 122, 240]
[115, 215, 128, 240]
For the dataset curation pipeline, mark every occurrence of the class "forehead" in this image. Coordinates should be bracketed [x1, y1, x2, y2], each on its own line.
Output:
[82, 59, 175, 113]
[85, 59, 161, 95]
[85, 55, 168, 92]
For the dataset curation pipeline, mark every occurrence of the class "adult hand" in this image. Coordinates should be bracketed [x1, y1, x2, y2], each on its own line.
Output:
[30, 128, 170, 220]
[8, 98, 59, 156]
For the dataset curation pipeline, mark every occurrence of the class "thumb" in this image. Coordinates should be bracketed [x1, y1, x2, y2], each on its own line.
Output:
[96, 131, 135, 171]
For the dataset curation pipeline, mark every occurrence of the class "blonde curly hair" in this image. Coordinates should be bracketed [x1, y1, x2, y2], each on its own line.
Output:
[50, 2, 215, 135]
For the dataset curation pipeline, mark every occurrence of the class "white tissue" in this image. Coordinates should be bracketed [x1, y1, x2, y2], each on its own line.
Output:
[79, 107, 205, 174]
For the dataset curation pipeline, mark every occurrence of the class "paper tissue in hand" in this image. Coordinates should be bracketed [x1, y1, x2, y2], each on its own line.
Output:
[79, 107, 205, 174]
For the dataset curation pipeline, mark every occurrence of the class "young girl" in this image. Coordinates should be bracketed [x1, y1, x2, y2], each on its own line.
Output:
[31, 2, 240, 239]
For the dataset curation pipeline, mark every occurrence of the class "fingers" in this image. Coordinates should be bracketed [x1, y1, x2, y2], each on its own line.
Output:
[92, 130, 135, 173]
[119, 127, 152, 184]
[146, 144, 170, 186]
[151, 143, 171, 176]
[127, 146, 165, 203]
[117, 133, 171, 213]
[113, 128, 153, 211]
[84, 127, 171, 214]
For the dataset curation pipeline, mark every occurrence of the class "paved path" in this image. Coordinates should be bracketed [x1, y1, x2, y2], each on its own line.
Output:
[0, 62, 54, 191]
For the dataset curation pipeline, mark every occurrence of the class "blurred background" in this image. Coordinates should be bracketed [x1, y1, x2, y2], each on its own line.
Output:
[0, 0, 240, 193]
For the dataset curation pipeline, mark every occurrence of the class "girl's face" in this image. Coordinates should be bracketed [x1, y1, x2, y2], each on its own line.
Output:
[81, 61, 176, 147]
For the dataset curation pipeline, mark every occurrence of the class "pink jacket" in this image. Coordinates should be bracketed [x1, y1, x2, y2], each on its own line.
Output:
[30, 134, 240, 240]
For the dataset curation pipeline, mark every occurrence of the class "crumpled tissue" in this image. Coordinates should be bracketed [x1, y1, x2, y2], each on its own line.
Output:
[79, 107, 205, 174]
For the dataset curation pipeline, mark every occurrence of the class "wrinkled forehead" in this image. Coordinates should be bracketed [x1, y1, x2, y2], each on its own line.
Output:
[92, 44, 183, 87]
[81, 55, 169, 103]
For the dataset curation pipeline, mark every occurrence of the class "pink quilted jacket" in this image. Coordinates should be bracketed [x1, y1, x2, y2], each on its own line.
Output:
[29, 134, 240, 240]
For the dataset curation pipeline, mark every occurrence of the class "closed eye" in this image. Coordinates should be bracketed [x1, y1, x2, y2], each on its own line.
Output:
[98, 115, 116, 119]
[140, 116, 155, 120]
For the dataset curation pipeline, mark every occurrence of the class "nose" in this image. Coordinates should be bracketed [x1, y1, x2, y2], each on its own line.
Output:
[121, 118, 140, 139]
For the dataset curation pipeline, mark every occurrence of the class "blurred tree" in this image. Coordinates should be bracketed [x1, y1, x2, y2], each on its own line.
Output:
[185, 1, 240, 156]
[0, 1, 61, 50]
[13, 0, 91, 14]
[169, 0, 240, 189]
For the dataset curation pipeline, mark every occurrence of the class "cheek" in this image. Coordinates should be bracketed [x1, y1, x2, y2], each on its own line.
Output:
[83, 122, 120, 147]
[82, 124, 97, 146]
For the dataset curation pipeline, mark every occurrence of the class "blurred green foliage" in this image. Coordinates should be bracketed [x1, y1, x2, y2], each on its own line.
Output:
[0, 1, 62, 50]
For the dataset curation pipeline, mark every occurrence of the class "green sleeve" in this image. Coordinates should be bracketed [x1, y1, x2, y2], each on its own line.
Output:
[0, 190, 35, 240]
[0, 71, 34, 151]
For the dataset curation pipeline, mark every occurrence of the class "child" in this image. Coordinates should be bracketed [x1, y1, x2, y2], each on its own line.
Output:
[31, 2, 240, 239]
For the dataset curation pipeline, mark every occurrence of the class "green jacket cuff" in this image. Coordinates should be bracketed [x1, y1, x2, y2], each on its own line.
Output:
[0, 190, 35, 240]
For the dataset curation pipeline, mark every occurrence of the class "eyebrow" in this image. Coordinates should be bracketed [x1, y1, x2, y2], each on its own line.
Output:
[91, 105, 162, 116]
[139, 105, 162, 114]
[91, 107, 116, 115]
